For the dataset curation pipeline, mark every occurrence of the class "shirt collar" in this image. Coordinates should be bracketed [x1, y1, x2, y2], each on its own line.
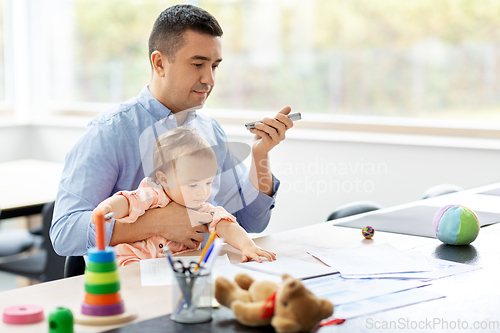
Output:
[137, 85, 198, 123]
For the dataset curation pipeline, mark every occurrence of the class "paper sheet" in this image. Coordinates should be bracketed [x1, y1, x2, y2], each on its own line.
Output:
[302, 274, 429, 305]
[212, 264, 282, 283]
[333, 287, 445, 319]
[340, 257, 481, 281]
[140, 255, 231, 286]
[308, 243, 431, 276]
[235, 256, 338, 280]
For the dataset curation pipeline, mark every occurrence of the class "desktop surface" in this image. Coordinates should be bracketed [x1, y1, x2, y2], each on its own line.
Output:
[1, 182, 500, 332]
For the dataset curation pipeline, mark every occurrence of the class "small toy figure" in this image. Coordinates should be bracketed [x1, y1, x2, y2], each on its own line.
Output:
[433, 205, 479, 245]
[73, 211, 136, 325]
[362, 226, 375, 239]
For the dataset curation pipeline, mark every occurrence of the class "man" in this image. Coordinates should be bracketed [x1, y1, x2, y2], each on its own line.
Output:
[50, 4, 293, 256]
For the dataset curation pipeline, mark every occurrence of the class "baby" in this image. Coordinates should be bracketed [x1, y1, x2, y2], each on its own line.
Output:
[94, 126, 276, 266]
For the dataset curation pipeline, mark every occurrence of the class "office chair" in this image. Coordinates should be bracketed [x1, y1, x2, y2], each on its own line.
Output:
[0, 201, 66, 282]
[0, 229, 41, 257]
[422, 184, 464, 200]
[0, 213, 44, 258]
[327, 201, 383, 221]
[64, 256, 86, 278]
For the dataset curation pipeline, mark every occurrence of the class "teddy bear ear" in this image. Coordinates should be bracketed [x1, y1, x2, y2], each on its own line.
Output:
[318, 299, 334, 319]
[281, 273, 293, 281]
[271, 316, 302, 333]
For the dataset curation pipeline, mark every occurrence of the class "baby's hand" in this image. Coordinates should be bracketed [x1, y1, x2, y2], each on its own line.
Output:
[92, 203, 113, 222]
[241, 245, 276, 263]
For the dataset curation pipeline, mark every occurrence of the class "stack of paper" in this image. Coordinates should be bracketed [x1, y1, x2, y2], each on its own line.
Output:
[333, 288, 445, 320]
[301, 274, 429, 305]
[307, 243, 480, 281]
[302, 274, 445, 320]
[308, 243, 431, 277]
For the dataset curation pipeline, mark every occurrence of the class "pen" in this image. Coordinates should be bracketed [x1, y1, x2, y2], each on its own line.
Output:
[199, 242, 214, 271]
[163, 246, 175, 268]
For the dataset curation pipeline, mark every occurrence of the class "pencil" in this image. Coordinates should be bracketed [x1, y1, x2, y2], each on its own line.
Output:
[197, 231, 217, 268]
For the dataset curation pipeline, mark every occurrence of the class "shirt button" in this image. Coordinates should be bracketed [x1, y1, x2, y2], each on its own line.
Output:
[159, 119, 163, 124]
[168, 115, 174, 120]
[159, 244, 163, 248]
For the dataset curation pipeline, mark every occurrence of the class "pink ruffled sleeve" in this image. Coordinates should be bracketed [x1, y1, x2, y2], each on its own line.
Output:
[114, 178, 170, 223]
[198, 203, 237, 232]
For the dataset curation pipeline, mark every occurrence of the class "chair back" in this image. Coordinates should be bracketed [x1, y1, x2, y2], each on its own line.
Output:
[327, 201, 383, 221]
[0, 201, 65, 282]
[64, 256, 86, 278]
[41, 201, 66, 281]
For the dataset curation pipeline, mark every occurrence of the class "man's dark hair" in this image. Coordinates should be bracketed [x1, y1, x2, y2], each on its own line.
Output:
[148, 4, 223, 64]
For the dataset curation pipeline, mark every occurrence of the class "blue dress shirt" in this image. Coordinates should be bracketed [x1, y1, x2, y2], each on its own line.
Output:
[50, 86, 279, 256]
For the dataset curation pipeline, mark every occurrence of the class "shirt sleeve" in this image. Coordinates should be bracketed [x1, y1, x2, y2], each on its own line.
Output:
[233, 174, 280, 233]
[50, 123, 121, 256]
[210, 120, 281, 233]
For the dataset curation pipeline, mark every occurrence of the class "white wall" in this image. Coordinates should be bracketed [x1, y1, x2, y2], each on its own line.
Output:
[0, 125, 31, 161]
[1, 122, 499, 236]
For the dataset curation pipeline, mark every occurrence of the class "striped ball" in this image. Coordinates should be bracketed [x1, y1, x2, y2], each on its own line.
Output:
[432, 205, 479, 245]
[362, 226, 375, 239]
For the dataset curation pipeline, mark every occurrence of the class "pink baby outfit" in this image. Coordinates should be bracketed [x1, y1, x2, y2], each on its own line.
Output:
[113, 178, 236, 266]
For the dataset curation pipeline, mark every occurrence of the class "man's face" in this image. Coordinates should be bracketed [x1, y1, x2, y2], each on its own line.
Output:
[162, 30, 222, 113]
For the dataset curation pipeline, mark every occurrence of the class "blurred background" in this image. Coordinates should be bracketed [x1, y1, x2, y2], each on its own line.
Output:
[2, 0, 500, 120]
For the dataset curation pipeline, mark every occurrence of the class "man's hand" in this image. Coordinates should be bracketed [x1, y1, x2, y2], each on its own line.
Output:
[249, 106, 293, 157]
[247, 106, 293, 196]
[157, 201, 212, 248]
[110, 201, 212, 249]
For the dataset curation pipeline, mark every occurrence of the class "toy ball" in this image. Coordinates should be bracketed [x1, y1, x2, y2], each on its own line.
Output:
[433, 205, 479, 245]
[362, 226, 375, 239]
[48, 307, 73, 333]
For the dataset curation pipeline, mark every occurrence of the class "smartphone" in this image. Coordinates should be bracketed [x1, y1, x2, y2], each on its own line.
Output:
[245, 112, 301, 130]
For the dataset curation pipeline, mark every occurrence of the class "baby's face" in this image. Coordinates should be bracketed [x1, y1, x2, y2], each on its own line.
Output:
[160, 154, 217, 209]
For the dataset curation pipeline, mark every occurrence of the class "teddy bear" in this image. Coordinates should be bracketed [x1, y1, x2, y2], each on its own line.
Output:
[215, 272, 334, 333]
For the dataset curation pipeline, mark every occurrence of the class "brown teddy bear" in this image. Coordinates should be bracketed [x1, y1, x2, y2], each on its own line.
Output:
[215, 273, 334, 332]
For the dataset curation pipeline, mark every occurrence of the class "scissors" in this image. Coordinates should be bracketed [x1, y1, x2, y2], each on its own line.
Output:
[171, 260, 200, 275]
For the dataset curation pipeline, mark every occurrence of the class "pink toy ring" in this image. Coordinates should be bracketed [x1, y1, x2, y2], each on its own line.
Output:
[2, 305, 44, 324]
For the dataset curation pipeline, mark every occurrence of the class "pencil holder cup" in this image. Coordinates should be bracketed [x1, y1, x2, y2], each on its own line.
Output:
[170, 271, 212, 324]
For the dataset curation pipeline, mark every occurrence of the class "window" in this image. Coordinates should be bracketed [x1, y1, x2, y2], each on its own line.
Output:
[9, 0, 500, 123]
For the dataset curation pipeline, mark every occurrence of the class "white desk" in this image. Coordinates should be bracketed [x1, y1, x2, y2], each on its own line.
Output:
[1, 182, 499, 332]
[0, 159, 63, 219]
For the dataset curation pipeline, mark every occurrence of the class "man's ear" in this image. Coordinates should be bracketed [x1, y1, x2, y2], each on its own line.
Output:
[151, 50, 167, 77]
